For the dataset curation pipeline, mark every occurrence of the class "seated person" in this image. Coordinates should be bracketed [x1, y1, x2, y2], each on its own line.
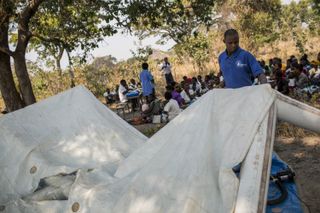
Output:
[309, 62, 319, 79]
[188, 84, 196, 99]
[200, 82, 209, 94]
[172, 84, 185, 107]
[119, 80, 139, 111]
[183, 75, 192, 84]
[275, 69, 289, 95]
[163, 91, 181, 121]
[141, 95, 162, 122]
[197, 75, 203, 85]
[292, 63, 309, 89]
[272, 59, 289, 94]
[180, 83, 191, 104]
[204, 75, 214, 90]
[191, 77, 201, 96]
[118, 80, 128, 103]
[166, 84, 184, 105]
[103, 88, 114, 104]
[128, 78, 139, 90]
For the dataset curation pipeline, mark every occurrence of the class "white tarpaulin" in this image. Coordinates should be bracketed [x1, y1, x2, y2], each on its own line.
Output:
[0, 85, 279, 213]
[0, 86, 147, 212]
[63, 85, 276, 213]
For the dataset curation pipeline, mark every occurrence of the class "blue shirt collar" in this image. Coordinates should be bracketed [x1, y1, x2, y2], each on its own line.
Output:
[223, 47, 242, 59]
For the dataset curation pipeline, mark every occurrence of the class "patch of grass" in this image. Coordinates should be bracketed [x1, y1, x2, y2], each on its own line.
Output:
[276, 121, 319, 138]
[140, 125, 165, 137]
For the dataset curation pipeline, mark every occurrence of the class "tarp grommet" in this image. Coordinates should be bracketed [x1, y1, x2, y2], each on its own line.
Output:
[30, 166, 37, 174]
[0, 205, 5, 211]
[72, 202, 80, 212]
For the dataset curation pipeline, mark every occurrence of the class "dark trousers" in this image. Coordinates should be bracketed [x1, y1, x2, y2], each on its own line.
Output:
[165, 73, 174, 86]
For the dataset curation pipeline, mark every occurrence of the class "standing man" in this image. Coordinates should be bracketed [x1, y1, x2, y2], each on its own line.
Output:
[140, 62, 155, 98]
[161, 57, 175, 86]
[218, 29, 267, 88]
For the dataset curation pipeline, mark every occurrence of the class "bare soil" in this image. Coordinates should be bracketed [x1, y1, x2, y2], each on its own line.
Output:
[274, 136, 320, 213]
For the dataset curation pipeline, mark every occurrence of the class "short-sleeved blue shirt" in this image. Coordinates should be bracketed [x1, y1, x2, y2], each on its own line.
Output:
[218, 47, 263, 89]
[139, 69, 154, 96]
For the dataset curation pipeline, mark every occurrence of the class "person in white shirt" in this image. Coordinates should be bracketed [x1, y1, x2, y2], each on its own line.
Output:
[128, 78, 138, 90]
[180, 89, 191, 104]
[179, 83, 191, 104]
[118, 79, 128, 103]
[188, 84, 195, 99]
[161, 57, 175, 86]
[309, 62, 320, 78]
[163, 91, 181, 121]
[103, 88, 114, 104]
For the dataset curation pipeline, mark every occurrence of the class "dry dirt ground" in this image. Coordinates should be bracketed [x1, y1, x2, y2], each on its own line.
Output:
[274, 136, 320, 213]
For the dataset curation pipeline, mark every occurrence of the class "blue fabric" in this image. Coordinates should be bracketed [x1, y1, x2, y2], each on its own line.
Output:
[140, 69, 154, 96]
[218, 48, 263, 88]
[126, 91, 139, 97]
[232, 153, 303, 213]
[266, 153, 303, 213]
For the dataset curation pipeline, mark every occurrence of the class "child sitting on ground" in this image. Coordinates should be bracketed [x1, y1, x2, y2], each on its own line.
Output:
[163, 91, 181, 122]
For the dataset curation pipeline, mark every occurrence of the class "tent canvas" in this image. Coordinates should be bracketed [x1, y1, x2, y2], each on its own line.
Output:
[0, 86, 147, 208]
[1, 85, 319, 213]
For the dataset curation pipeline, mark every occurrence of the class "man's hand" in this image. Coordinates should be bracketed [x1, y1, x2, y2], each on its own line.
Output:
[258, 73, 268, 84]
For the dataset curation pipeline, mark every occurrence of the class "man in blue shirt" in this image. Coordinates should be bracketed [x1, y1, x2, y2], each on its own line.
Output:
[218, 29, 267, 88]
[139, 62, 155, 97]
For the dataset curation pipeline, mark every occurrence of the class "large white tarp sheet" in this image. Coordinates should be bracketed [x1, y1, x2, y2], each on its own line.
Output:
[0, 85, 277, 213]
[0, 86, 146, 207]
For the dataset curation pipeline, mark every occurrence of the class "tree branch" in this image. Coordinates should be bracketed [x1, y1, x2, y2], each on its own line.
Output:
[0, 46, 14, 56]
[0, 14, 9, 26]
[17, 0, 45, 33]
[31, 32, 65, 45]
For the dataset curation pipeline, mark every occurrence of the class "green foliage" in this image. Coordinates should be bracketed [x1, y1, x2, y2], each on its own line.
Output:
[80, 56, 117, 96]
[122, 0, 220, 72]
[131, 46, 153, 62]
[174, 33, 210, 72]
[29, 69, 70, 100]
[125, 0, 219, 43]
[280, 0, 319, 53]
[230, 0, 282, 52]
[28, 0, 121, 69]
[28, 57, 115, 99]
[311, 0, 320, 14]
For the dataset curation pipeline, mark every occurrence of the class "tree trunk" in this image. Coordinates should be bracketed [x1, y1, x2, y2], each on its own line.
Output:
[53, 46, 64, 92]
[0, 16, 24, 112]
[0, 56, 25, 112]
[13, 47, 36, 105]
[55, 46, 64, 77]
[68, 68, 75, 88]
[13, 17, 37, 106]
[56, 59, 62, 76]
[11, 0, 46, 106]
[66, 50, 75, 88]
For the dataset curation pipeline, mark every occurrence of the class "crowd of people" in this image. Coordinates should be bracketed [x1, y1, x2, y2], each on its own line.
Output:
[103, 29, 320, 124]
[259, 53, 320, 98]
[103, 51, 320, 124]
[103, 58, 222, 123]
